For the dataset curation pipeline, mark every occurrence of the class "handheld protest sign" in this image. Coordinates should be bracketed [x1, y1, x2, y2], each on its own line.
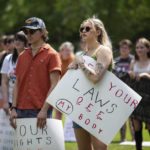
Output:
[13, 118, 65, 150]
[64, 117, 76, 142]
[46, 56, 142, 145]
[0, 109, 14, 150]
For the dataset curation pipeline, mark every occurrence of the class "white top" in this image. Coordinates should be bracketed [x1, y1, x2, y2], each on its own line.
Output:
[1, 54, 17, 103]
[133, 60, 150, 74]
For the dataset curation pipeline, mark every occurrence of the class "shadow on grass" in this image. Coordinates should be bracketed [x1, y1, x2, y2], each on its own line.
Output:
[111, 140, 121, 144]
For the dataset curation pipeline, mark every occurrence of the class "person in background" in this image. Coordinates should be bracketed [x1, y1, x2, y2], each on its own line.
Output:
[115, 39, 134, 73]
[129, 38, 150, 150]
[9, 17, 61, 129]
[69, 16, 113, 150]
[0, 35, 8, 108]
[0, 35, 15, 108]
[0, 35, 9, 57]
[55, 41, 74, 119]
[114, 39, 135, 142]
[1, 32, 27, 115]
[59, 41, 74, 77]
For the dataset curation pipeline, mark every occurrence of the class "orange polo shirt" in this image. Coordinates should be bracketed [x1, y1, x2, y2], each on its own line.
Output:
[15, 44, 61, 109]
[60, 54, 74, 78]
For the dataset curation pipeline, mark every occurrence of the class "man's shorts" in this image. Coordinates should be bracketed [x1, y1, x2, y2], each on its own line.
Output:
[17, 108, 53, 118]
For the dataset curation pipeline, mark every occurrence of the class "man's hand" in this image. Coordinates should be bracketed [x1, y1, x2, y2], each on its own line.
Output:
[37, 110, 47, 129]
[3, 101, 10, 115]
[10, 109, 18, 129]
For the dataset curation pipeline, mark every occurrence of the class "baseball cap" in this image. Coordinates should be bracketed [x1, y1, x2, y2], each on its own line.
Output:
[21, 17, 46, 30]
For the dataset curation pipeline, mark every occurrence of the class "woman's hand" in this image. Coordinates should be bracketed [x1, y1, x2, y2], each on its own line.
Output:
[74, 55, 84, 64]
[136, 73, 149, 81]
[68, 61, 78, 69]
[128, 71, 136, 79]
[68, 56, 84, 70]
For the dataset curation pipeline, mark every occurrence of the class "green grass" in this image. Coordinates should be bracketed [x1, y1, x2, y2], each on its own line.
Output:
[64, 121, 150, 150]
[53, 112, 149, 150]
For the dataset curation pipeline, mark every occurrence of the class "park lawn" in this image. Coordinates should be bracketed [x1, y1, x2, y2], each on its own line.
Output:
[65, 121, 150, 150]
[53, 112, 149, 150]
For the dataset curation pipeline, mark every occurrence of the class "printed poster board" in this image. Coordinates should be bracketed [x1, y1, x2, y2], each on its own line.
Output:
[64, 117, 76, 142]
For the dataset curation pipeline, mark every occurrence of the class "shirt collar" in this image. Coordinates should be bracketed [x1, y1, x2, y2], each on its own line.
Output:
[27, 44, 50, 56]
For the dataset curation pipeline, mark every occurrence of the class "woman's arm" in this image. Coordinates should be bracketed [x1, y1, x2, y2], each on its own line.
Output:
[129, 59, 135, 71]
[78, 47, 112, 84]
[136, 72, 150, 81]
[128, 59, 137, 79]
[1, 74, 9, 115]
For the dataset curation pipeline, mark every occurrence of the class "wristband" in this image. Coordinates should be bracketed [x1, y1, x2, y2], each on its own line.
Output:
[10, 106, 17, 111]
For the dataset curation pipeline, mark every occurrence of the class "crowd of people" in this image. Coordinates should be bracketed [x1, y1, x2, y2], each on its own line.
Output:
[0, 16, 150, 150]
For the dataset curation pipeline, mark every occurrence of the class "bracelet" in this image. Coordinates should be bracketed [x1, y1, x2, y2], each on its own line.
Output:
[10, 106, 17, 111]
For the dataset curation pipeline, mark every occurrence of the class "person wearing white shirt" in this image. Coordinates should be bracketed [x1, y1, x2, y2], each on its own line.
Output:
[1, 32, 27, 115]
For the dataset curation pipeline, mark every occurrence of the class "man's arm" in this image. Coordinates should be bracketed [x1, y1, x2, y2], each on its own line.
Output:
[37, 70, 60, 128]
[9, 78, 18, 129]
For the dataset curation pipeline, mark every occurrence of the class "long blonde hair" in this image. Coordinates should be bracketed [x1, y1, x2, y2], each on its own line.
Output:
[81, 17, 112, 50]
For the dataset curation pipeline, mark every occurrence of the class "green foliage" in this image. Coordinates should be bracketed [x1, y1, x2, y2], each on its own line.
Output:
[0, 0, 150, 49]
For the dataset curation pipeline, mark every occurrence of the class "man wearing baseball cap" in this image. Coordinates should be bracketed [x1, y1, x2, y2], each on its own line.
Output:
[10, 17, 61, 129]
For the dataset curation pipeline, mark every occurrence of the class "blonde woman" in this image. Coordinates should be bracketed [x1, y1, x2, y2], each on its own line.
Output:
[129, 38, 150, 150]
[69, 17, 113, 150]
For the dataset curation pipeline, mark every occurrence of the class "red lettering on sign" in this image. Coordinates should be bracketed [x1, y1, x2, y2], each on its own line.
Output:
[76, 97, 83, 105]
[85, 119, 90, 125]
[115, 89, 123, 97]
[96, 111, 104, 120]
[98, 129, 103, 134]
[78, 114, 83, 120]
[124, 94, 131, 104]
[85, 103, 94, 112]
[58, 101, 64, 108]
[88, 63, 94, 67]
[92, 123, 97, 129]
[130, 99, 138, 109]
[66, 105, 71, 111]
[109, 82, 116, 91]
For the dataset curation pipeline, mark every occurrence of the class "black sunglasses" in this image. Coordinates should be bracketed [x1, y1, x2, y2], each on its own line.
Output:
[80, 26, 91, 33]
[23, 29, 38, 35]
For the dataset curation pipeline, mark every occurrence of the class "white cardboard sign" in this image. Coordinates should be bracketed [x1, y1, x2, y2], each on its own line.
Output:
[64, 117, 76, 142]
[0, 109, 14, 150]
[46, 56, 141, 145]
[13, 118, 65, 150]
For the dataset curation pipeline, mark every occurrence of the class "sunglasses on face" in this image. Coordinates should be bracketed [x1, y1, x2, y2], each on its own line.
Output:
[80, 26, 91, 33]
[23, 29, 38, 35]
